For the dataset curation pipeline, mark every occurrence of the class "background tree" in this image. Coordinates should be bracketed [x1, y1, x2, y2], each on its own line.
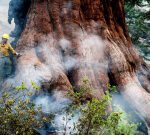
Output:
[125, 0, 150, 61]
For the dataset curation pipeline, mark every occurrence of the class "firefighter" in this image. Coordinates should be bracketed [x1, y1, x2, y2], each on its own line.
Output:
[0, 34, 20, 81]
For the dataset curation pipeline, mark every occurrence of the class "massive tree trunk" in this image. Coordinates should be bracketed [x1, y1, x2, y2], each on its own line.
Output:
[9, 0, 150, 133]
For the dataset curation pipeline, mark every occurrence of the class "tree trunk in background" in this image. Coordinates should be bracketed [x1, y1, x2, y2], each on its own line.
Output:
[11, 0, 150, 133]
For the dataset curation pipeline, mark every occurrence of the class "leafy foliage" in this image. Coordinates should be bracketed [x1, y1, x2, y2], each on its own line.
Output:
[0, 79, 140, 135]
[0, 81, 53, 135]
[125, 0, 147, 7]
[62, 79, 139, 135]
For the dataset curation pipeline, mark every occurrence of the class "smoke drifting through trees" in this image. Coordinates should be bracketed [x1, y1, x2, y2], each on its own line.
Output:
[7, 0, 150, 134]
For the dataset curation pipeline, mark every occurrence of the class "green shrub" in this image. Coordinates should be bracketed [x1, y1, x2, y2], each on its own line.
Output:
[0, 81, 53, 135]
[62, 79, 139, 135]
[0, 79, 139, 135]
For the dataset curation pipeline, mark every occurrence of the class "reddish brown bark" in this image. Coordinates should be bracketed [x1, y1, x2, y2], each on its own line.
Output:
[13, 0, 150, 132]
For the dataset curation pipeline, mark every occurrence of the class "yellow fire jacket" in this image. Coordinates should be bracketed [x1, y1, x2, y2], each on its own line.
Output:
[0, 42, 16, 57]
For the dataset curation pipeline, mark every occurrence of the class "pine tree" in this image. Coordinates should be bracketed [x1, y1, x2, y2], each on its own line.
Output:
[125, 0, 150, 61]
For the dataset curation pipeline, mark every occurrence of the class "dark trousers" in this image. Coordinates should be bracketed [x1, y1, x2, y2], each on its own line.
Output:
[0, 56, 12, 81]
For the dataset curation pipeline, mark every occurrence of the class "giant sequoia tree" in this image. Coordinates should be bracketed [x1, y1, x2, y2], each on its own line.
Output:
[8, 0, 150, 133]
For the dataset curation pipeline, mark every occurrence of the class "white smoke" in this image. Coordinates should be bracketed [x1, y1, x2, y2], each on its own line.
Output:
[77, 33, 108, 71]
[6, 35, 65, 87]
[120, 81, 150, 119]
[58, 32, 108, 74]
[54, 113, 79, 135]
[34, 90, 70, 113]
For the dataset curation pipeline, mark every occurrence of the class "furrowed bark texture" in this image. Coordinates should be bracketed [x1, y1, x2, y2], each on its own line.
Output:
[11, 0, 150, 133]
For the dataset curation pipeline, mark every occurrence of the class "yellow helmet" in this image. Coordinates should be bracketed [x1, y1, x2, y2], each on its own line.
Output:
[2, 34, 9, 39]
